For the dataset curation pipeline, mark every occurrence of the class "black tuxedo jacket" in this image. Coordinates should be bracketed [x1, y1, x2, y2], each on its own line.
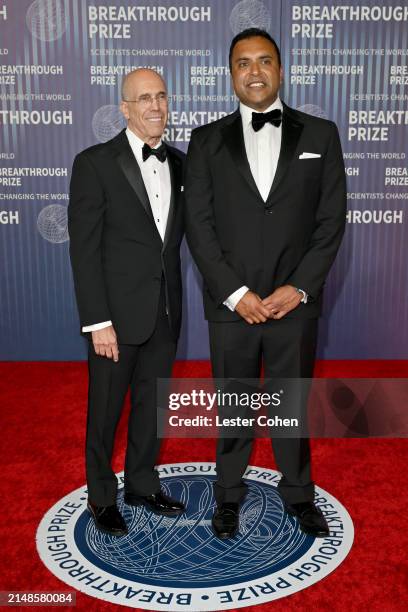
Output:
[185, 102, 346, 321]
[68, 129, 185, 344]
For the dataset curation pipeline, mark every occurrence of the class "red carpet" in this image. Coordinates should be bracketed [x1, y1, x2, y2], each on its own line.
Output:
[0, 361, 407, 611]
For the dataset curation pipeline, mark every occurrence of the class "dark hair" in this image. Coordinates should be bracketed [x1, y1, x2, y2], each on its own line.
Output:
[229, 28, 281, 70]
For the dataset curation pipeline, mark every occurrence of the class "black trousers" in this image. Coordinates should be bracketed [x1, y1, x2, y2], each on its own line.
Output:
[85, 286, 176, 506]
[209, 317, 318, 506]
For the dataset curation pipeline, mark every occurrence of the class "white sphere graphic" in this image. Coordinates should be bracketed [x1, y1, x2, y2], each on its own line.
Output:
[37, 204, 68, 243]
[26, 0, 67, 42]
[92, 105, 126, 143]
[230, 0, 272, 35]
[297, 104, 328, 119]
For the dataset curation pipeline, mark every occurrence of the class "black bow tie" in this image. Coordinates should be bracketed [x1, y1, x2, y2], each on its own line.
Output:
[251, 109, 282, 132]
[142, 142, 167, 162]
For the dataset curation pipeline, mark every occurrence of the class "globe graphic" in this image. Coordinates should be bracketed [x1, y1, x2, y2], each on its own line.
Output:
[92, 105, 126, 143]
[76, 475, 311, 588]
[37, 204, 68, 243]
[297, 104, 328, 120]
[26, 0, 67, 42]
[230, 0, 272, 35]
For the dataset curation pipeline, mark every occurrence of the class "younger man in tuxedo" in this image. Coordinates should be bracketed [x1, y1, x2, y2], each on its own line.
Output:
[185, 29, 346, 539]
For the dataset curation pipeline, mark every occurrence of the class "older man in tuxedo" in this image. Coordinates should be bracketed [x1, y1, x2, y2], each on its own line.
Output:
[185, 29, 346, 539]
[69, 69, 185, 536]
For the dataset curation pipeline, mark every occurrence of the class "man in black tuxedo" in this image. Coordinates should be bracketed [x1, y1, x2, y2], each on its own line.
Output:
[69, 69, 185, 536]
[185, 29, 346, 539]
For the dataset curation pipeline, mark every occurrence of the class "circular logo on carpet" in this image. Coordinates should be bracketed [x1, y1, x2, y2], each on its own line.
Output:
[37, 463, 353, 610]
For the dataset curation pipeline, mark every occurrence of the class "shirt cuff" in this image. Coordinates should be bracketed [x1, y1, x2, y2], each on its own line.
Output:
[223, 286, 249, 311]
[296, 288, 308, 304]
[82, 320, 112, 332]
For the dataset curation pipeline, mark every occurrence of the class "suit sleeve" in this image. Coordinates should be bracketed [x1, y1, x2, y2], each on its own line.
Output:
[287, 122, 347, 300]
[68, 152, 111, 327]
[185, 130, 244, 305]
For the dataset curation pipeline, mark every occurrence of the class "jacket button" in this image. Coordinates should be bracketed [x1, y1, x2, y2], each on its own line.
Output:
[265, 209, 274, 214]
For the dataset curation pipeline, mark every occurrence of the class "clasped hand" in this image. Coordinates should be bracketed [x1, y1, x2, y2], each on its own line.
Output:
[235, 285, 302, 325]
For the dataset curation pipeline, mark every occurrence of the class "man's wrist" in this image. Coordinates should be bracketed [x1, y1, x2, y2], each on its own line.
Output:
[223, 286, 250, 311]
[82, 320, 112, 332]
[294, 288, 308, 304]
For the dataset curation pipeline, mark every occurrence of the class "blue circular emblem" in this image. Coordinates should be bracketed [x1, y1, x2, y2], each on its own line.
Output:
[37, 464, 354, 610]
[75, 474, 313, 588]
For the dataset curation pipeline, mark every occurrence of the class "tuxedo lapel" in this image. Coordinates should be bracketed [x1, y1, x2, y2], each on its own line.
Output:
[265, 103, 303, 203]
[162, 146, 180, 251]
[112, 129, 155, 225]
[221, 111, 263, 202]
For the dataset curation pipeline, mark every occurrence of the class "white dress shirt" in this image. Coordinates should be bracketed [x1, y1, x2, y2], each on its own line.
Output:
[126, 128, 171, 241]
[82, 128, 171, 332]
[241, 97, 283, 201]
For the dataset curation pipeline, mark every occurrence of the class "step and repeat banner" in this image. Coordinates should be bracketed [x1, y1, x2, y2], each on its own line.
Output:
[0, 0, 407, 360]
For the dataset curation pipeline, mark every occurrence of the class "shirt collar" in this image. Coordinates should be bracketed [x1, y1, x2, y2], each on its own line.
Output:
[240, 96, 283, 130]
[125, 127, 163, 160]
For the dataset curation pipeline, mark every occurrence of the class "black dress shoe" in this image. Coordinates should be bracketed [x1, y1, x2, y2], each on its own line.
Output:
[87, 501, 128, 536]
[124, 490, 184, 516]
[285, 501, 329, 537]
[212, 503, 239, 539]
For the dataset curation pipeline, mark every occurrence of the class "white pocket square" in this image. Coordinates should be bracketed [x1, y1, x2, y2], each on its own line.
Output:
[180, 185, 184, 192]
[299, 152, 321, 159]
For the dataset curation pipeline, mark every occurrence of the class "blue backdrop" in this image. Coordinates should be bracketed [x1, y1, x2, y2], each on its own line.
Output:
[0, 0, 407, 360]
